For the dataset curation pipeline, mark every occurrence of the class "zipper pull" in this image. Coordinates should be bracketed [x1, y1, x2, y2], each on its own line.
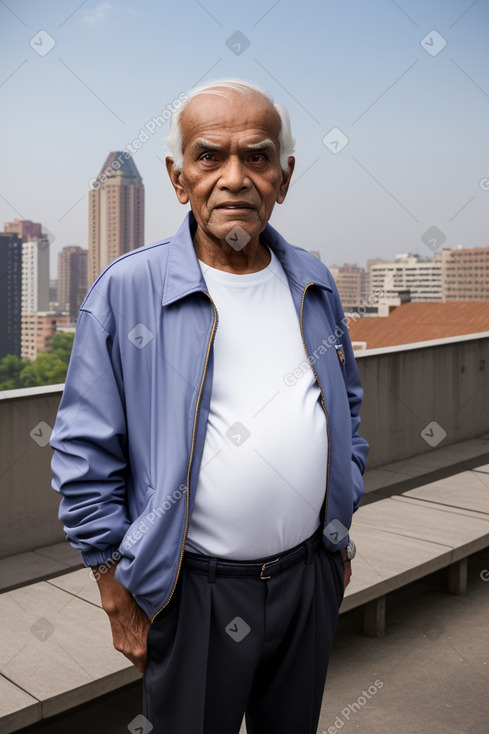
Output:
[335, 345, 345, 365]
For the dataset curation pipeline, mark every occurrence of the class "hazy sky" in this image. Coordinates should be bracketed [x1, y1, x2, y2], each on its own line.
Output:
[1, 0, 488, 277]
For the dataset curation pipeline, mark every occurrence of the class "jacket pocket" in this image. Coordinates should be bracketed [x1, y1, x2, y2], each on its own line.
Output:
[329, 549, 345, 607]
[140, 485, 155, 513]
[119, 485, 156, 556]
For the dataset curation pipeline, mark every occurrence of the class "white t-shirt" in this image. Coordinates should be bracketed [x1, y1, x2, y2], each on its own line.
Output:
[185, 248, 327, 559]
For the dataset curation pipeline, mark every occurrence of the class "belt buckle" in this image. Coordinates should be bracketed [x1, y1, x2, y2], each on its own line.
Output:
[260, 557, 280, 580]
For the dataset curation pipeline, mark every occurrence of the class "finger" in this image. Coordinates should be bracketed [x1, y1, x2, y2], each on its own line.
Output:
[122, 649, 147, 673]
[132, 655, 147, 674]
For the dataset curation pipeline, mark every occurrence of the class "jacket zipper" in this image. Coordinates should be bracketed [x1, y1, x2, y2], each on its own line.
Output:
[299, 283, 331, 527]
[151, 292, 218, 623]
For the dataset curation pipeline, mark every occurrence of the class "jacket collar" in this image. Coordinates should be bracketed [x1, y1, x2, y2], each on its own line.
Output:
[161, 211, 332, 306]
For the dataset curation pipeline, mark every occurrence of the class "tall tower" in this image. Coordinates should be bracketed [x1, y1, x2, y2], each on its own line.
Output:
[58, 246, 88, 320]
[88, 152, 145, 284]
[0, 232, 23, 359]
[5, 219, 50, 313]
[21, 238, 50, 315]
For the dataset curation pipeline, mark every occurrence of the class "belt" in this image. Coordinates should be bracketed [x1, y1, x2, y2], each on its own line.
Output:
[182, 526, 323, 581]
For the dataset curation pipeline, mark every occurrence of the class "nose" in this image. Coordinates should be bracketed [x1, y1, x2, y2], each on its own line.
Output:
[218, 156, 250, 191]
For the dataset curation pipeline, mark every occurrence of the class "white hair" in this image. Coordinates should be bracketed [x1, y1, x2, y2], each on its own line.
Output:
[166, 78, 295, 172]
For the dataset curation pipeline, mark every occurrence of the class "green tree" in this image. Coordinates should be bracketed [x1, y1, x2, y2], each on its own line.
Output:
[47, 331, 74, 365]
[0, 331, 75, 390]
[0, 354, 29, 390]
[19, 352, 69, 387]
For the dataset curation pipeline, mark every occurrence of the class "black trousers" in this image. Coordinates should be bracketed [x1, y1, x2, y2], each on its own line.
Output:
[143, 538, 344, 734]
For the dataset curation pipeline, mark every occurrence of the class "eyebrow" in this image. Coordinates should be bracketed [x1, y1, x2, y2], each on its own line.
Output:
[192, 138, 276, 153]
[245, 139, 276, 152]
[193, 139, 221, 152]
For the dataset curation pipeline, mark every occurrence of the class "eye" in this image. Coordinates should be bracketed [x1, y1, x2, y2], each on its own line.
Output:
[200, 152, 217, 162]
[248, 153, 267, 166]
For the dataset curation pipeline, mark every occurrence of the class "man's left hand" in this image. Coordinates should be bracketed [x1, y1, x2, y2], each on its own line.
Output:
[340, 548, 352, 589]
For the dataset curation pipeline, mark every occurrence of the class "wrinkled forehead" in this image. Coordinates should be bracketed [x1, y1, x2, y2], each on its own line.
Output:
[180, 90, 281, 148]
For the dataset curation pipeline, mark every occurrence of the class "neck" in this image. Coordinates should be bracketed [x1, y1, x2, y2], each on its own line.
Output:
[194, 231, 271, 274]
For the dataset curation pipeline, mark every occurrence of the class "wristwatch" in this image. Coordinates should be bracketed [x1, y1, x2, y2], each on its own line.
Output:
[344, 539, 356, 562]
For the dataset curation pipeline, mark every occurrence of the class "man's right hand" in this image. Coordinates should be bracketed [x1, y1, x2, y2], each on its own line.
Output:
[93, 561, 151, 674]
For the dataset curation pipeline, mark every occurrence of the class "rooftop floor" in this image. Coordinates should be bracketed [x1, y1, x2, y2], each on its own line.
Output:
[13, 546, 489, 734]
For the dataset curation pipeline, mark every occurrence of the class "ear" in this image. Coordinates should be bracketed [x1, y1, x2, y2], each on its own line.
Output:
[276, 156, 295, 204]
[166, 156, 189, 204]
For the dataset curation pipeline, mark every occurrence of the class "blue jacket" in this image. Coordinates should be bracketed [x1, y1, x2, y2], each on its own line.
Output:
[51, 213, 369, 621]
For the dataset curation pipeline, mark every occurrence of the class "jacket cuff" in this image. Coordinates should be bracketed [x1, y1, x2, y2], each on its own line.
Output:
[82, 546, 121, 568]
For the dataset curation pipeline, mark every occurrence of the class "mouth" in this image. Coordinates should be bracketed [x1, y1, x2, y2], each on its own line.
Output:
[215, 202, 256, 212]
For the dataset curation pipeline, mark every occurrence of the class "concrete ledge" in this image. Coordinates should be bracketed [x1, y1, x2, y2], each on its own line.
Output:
[47, 568, 103, 606]
[474, 463, 489, 474]
[401, 469, 489, 513]
[0, 542, 83, 593]
[341, 526, 455, 613]
[0, 577, 140, 730]
[0, 676, 39, 733]
[341, 464, 489, 636]
[363, 435, 489, 496]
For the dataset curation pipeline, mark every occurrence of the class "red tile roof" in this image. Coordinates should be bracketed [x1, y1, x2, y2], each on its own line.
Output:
[348, 301, 489, 349]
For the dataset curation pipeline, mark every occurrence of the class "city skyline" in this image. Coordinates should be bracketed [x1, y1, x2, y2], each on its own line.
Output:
[12, 212, 488, 290]
[1, 0, 488, 279]
[11, 213, 489, 317]
[1, 208, 487, 365]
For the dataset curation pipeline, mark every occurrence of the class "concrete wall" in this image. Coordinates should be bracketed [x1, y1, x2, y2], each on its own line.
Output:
[0, 385, 64, 558]
[356, 333, 489, 469]
[1, 333, 489, 558]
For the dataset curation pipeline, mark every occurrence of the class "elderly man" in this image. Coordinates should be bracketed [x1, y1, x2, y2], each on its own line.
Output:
[51, 78, 369, 734]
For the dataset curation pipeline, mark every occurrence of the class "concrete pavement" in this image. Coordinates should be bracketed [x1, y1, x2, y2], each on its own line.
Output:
[318, 546, 489, 734]
[15, 546, 489, 734]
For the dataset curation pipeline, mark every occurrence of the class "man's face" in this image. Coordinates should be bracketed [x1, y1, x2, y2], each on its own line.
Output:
[166, 90, 294, 250]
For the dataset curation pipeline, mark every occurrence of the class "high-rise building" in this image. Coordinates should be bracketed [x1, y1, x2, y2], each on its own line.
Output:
[58, 246, 88, 320]
[0, 232, 23, 359]
[442, 246, 489, 300]
[88, 152, 144, 284]
[21, 312, 71, 361]
[329, 264, 369, 312]
[21, 238, 50, 315]
[369, 253, 443, 302]
[4, 219, 42, 241]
